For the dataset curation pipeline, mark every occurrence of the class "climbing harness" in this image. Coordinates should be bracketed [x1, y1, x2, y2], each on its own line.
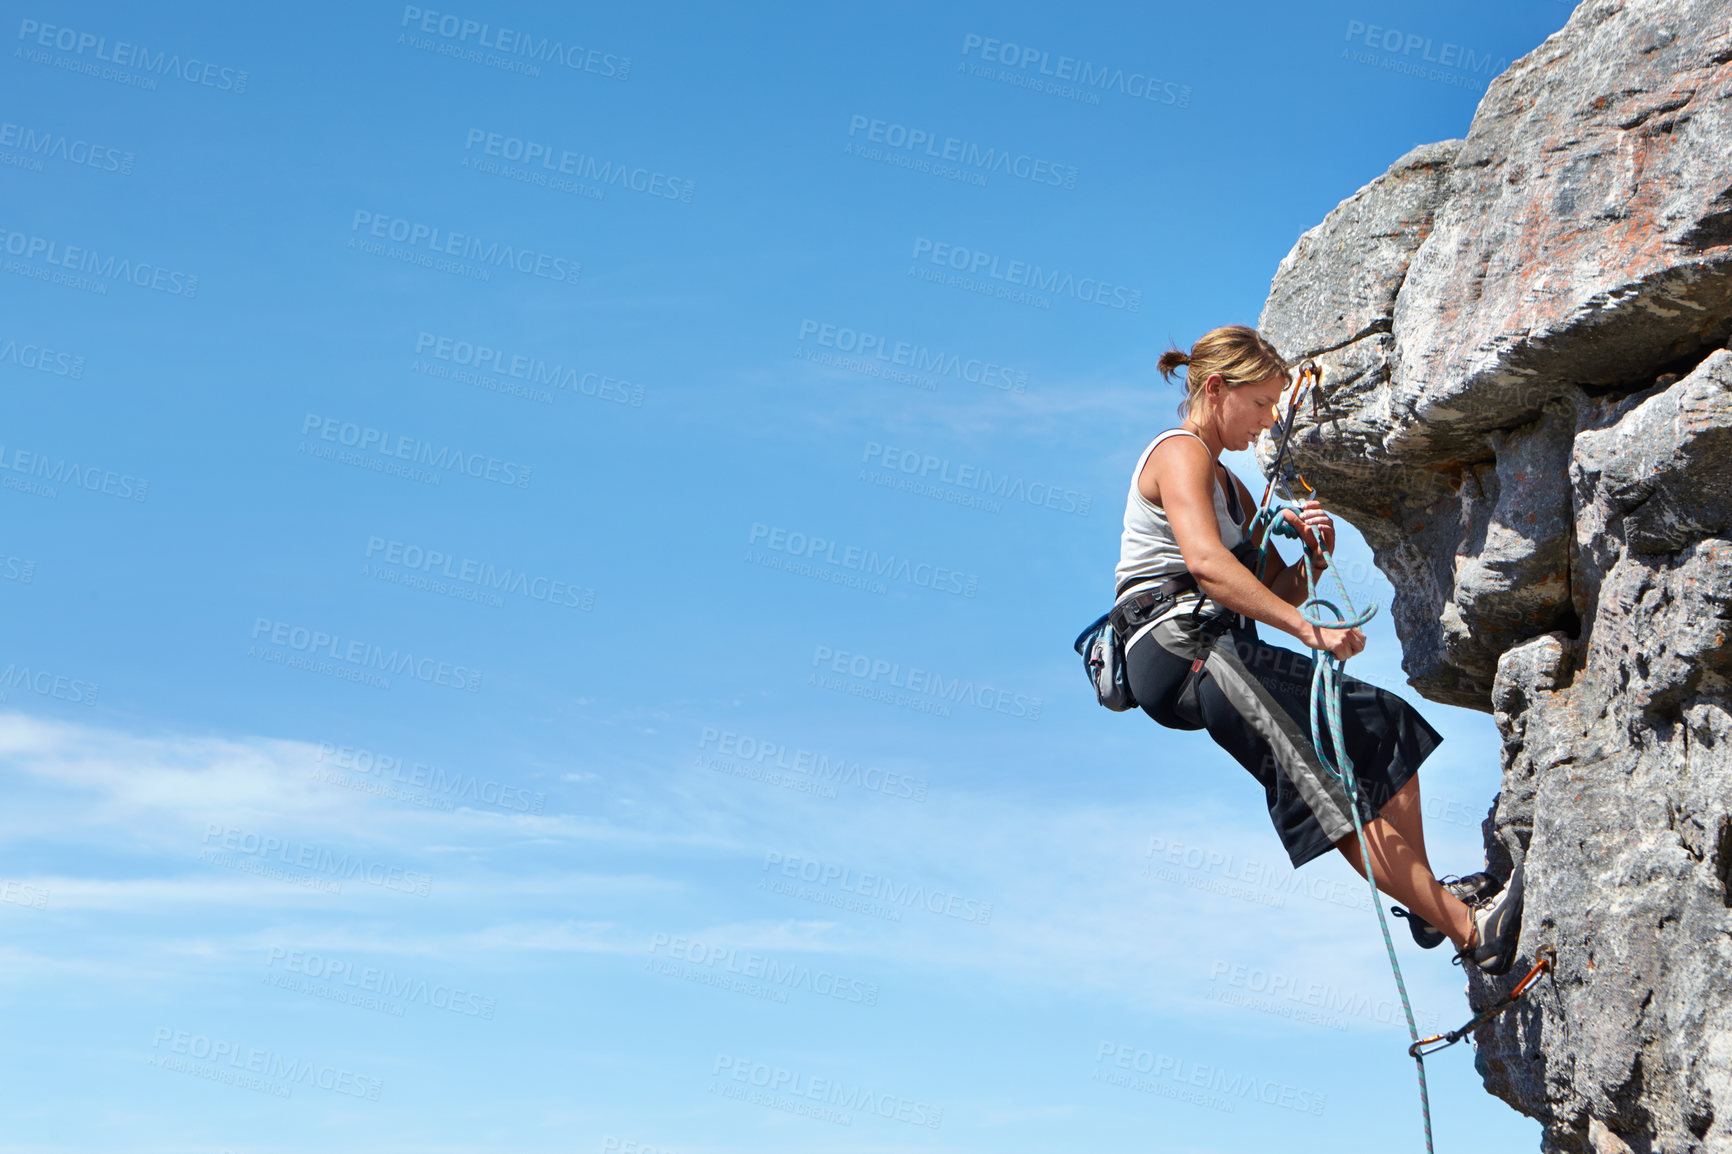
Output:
[1409, 949, 1556, 1059]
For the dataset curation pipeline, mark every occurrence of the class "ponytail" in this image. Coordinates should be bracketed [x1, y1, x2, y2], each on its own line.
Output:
[1156, 349, 1191, 381]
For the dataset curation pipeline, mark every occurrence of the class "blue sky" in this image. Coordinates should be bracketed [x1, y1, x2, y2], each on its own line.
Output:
[1, 2, 1577, 1150]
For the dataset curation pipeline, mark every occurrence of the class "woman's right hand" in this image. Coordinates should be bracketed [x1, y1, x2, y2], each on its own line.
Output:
[1298, 622, 1366, 661]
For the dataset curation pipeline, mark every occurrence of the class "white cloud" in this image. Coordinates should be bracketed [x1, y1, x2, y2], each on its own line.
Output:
[0, 709, 1490, 1028]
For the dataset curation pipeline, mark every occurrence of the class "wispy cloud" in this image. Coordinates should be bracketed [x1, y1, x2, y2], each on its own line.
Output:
[0, 710, 1483, 1027]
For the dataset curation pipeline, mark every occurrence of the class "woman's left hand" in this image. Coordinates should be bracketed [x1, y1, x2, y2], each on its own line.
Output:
[1282, 501, 1335, 559]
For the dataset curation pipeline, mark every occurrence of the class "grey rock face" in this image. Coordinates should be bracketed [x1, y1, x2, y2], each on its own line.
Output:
[1255, 2, 1732, 1150]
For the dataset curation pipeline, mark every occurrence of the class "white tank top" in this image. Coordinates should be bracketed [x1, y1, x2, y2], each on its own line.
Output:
[1115, 429, 1247, 618]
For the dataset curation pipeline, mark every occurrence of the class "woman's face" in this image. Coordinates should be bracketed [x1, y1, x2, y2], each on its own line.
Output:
[1207, 372, 1289, 451]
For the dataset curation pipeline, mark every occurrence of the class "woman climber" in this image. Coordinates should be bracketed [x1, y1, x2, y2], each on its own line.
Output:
[1115, 324, 1525, 975]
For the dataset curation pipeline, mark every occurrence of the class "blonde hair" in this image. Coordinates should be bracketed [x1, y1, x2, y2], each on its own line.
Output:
[1157, 325, 1290, 418]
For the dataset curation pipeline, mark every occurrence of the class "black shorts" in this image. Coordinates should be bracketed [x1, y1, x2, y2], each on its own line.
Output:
[1124, 613, 1442, 869]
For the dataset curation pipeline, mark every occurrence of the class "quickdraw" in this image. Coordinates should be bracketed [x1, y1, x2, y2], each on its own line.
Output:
[1258, 359, 1322, 510]
[1408, 949, 1556, 1059]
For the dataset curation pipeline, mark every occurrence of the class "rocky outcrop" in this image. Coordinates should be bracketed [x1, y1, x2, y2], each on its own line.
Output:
[1254, 2, 1732, 1150]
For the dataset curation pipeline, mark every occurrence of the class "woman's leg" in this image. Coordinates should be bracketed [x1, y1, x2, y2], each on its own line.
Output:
[1376, 775, 1431, 874]
[1168, 624, 1473, 946]
[1333, 817, 1474, 950]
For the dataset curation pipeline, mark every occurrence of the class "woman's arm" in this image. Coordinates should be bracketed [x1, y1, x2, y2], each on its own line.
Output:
[1229, 475, 1330, 607]
[1150, 440, 1361, 658]
[1268, 547, 1327, 605]
[1230, 475, 1301, 606]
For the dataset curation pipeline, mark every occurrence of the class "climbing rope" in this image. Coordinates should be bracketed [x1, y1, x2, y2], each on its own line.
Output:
[1250, 362, 1435, 1152]
[1245, 361, 1555, 1151]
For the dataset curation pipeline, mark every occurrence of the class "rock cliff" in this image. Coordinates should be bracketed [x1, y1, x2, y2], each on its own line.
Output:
[1254, 2, 1732, 1150]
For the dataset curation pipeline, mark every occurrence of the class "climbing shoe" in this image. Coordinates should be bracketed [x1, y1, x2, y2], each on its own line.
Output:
[1390, 872, 1505, 949]
[1456, 861, 1526, 976]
